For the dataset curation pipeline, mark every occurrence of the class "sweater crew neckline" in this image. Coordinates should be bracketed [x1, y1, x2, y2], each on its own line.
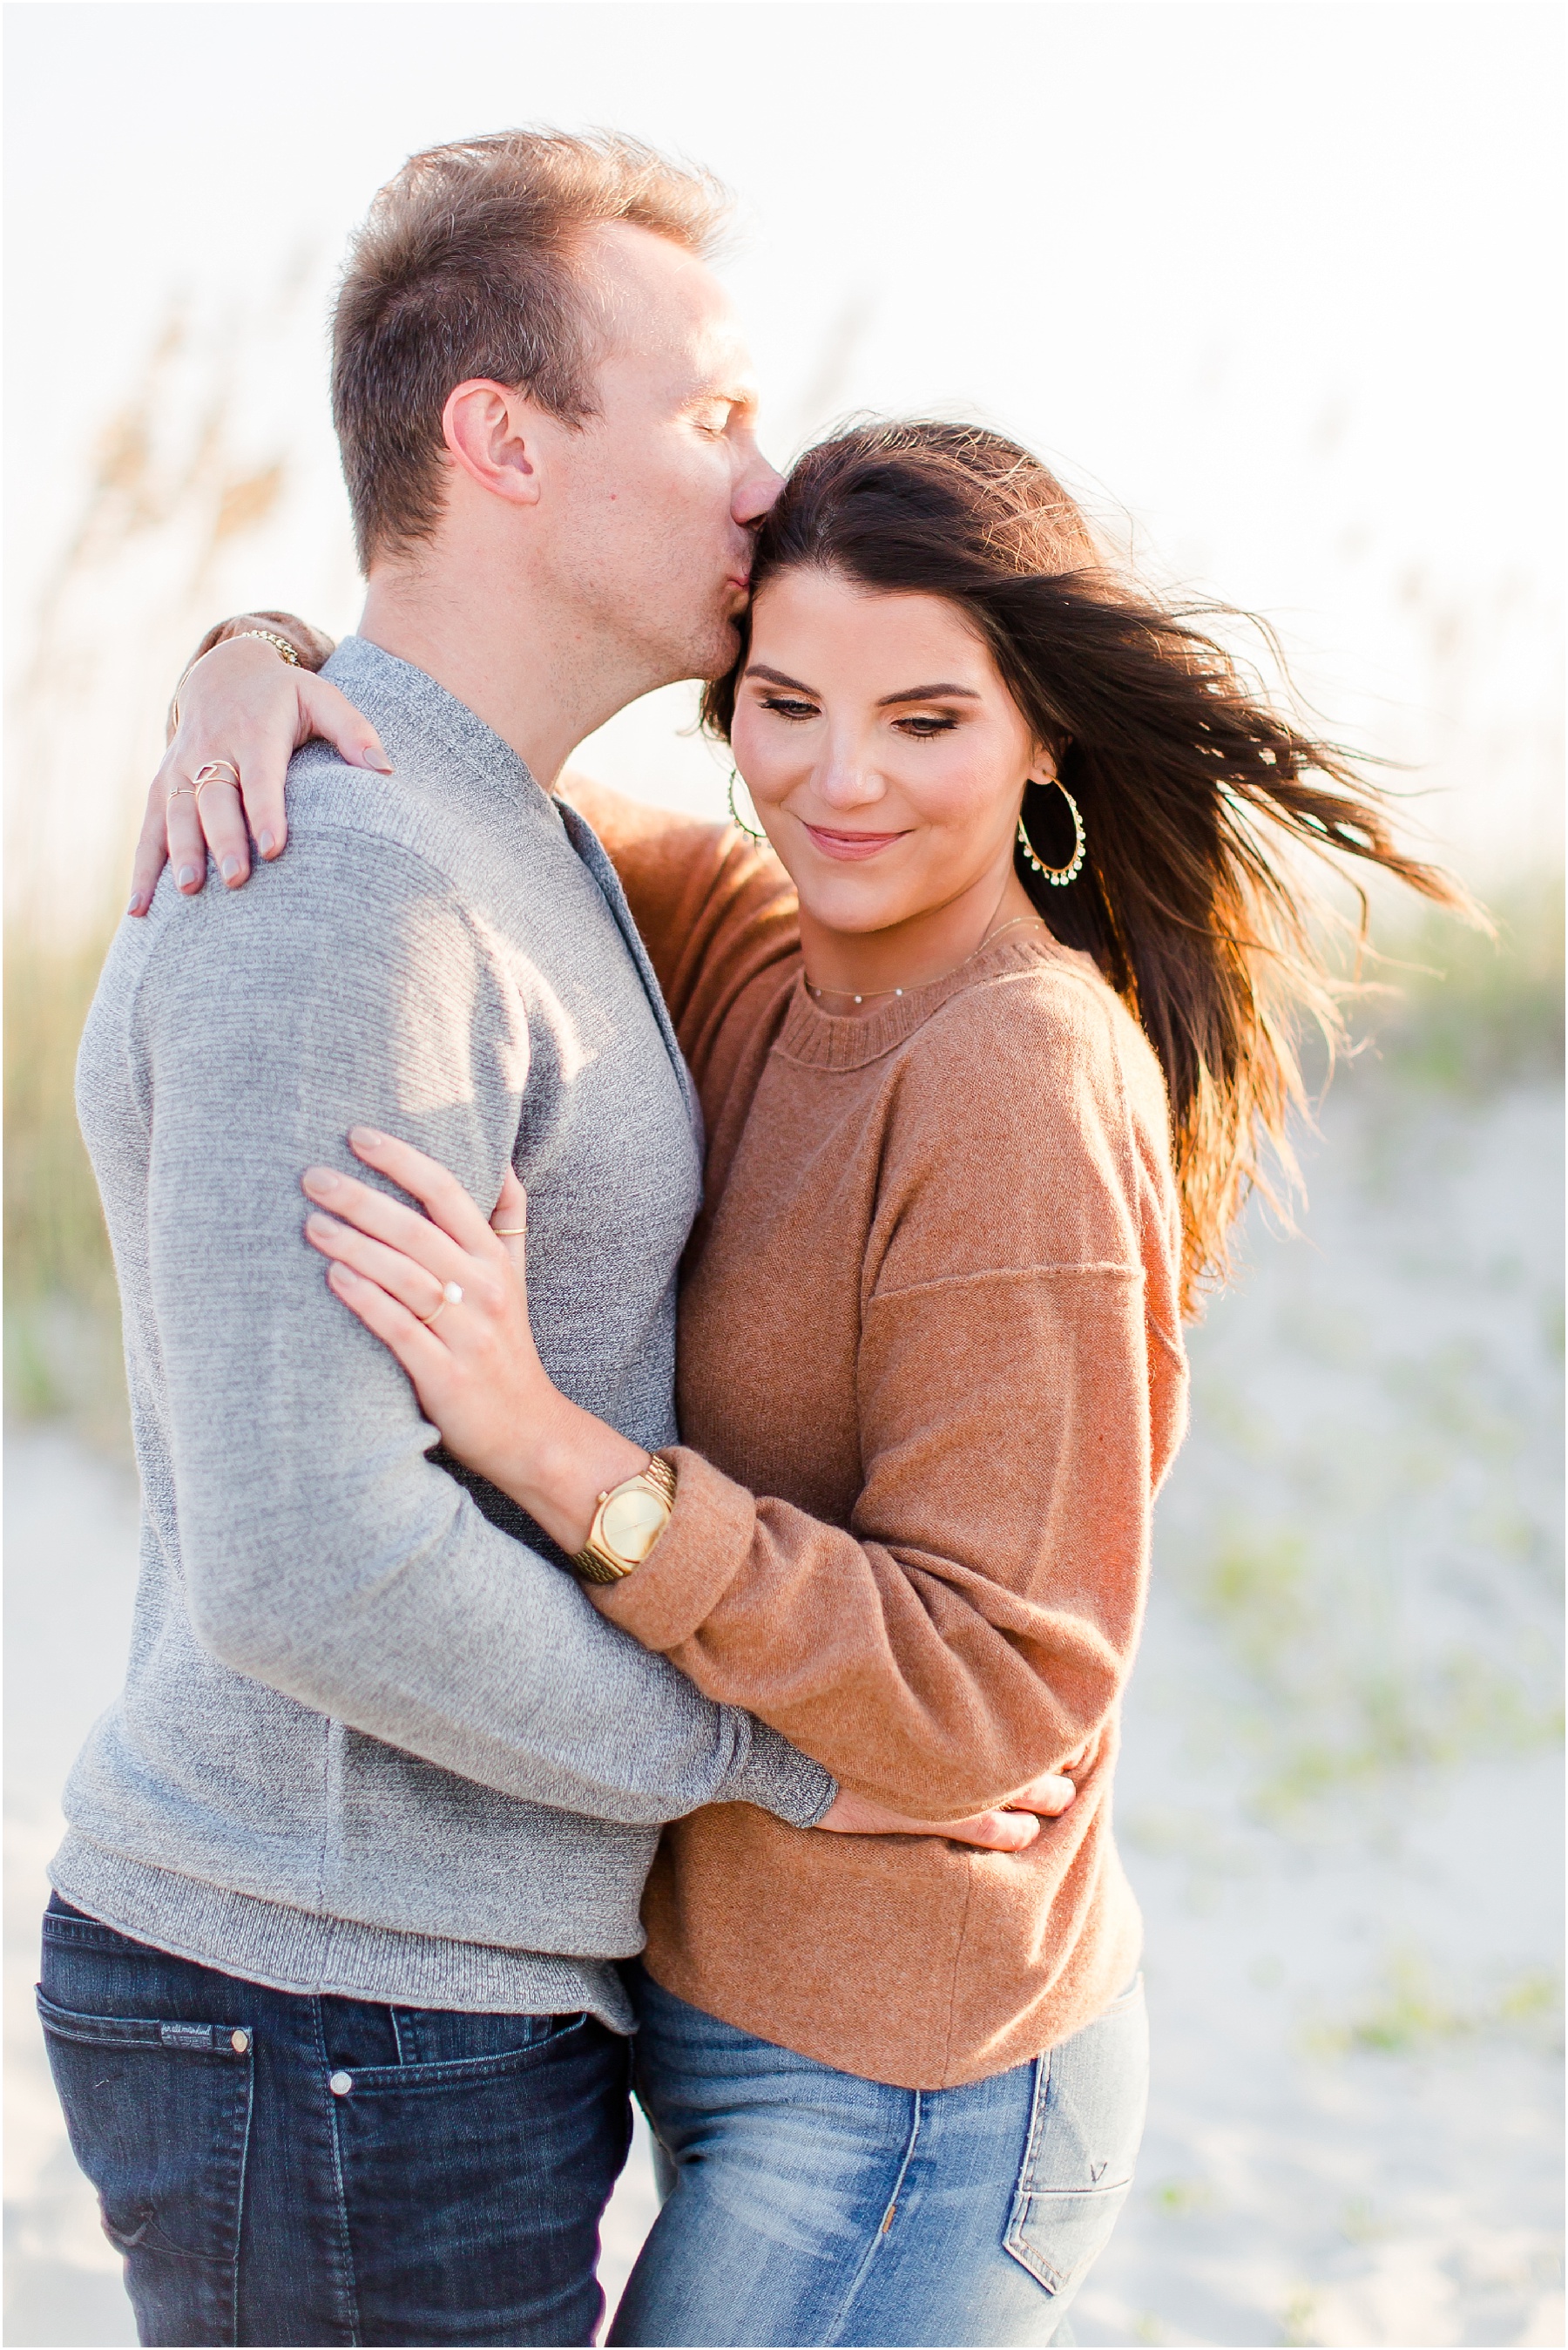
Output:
[775, 925, 1085, 1072]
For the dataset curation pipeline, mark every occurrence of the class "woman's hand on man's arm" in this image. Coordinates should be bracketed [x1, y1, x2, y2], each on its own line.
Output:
[129, 619, 390, 916]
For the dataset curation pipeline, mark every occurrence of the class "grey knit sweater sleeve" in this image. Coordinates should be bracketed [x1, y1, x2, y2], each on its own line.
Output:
[114, 824, 832, 1831]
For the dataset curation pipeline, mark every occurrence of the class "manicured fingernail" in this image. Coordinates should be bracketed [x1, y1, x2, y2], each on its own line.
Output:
[363, 749, 394, 774]
[305, 1213, 336, 1238]
[348, 1126, 387, 1148]
[220, 856, 242, 883]
[127, 892, 144, 916]
[177, 865, 197, 889]
[302, 1168, 341, 1195]
[258, 830, 276, 856]
[328, 1261, 361, 1288]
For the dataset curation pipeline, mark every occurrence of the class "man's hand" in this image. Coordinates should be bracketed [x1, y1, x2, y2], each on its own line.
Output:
[816, 1770, 1077, 1853]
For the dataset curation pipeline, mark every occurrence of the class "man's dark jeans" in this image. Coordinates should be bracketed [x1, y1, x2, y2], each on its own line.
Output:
[37, 1896, 632, 2347]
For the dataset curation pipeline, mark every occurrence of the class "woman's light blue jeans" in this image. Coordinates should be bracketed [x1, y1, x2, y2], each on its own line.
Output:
[609, 1965, 1148, 2348]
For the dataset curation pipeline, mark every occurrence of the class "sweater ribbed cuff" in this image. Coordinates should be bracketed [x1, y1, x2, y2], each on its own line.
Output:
[723, 1723, 836, 1829]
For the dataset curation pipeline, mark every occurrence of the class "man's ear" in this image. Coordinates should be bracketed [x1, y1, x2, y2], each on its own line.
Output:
[441, 380, 544, 508]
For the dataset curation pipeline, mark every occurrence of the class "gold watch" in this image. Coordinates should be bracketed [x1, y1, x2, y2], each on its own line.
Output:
[571, 1455, 677, 1584]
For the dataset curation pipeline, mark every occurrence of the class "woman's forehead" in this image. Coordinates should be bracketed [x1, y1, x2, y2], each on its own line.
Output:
[748, 573, 1002, 683]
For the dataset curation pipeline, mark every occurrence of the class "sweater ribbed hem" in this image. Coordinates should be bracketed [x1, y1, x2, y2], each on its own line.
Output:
[50, 1836, 634, 2030]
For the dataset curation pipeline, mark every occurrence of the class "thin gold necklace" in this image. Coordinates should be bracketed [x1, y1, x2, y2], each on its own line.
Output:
[803, 912, 1044, 1008]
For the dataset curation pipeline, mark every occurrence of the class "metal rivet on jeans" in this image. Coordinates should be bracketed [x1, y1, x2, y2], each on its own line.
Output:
[329, 2069, 353, 2096]
[231, 2029, 250, 2054]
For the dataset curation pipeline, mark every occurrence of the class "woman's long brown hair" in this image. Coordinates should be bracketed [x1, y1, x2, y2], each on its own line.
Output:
[703, 422, 1466, 1313]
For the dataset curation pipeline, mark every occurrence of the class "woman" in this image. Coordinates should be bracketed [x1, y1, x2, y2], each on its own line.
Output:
[142, 423, 1456, 2347]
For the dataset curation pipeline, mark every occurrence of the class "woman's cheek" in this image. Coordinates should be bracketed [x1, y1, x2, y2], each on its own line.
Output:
[893, 752, 983, 836]
[897, 751, 1004, 834]
[728, 714, 774, 798]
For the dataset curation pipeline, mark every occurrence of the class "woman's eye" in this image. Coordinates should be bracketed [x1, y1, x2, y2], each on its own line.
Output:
[759, 695, 820, 721]
[896, 714, 959, 737]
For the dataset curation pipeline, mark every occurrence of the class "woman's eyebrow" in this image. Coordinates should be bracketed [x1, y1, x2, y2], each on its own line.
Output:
[745, 667, 983, 706]
[875, 682, 983, 707]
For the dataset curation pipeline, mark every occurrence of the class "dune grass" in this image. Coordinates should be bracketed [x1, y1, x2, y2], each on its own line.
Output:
[1340, 875, 1563, 1099]
[3, 929, 126, 1439]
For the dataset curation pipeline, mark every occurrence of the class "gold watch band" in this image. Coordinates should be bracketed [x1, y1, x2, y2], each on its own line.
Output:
[571, 1454, 677, 1585]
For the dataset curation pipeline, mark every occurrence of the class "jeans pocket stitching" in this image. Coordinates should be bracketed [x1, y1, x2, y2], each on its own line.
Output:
[1004, 2055, 1064, 2290]
[389, 2007, 584, 2066]
[1013, 2049, 1054, 2203]
[1004, 2179, 1134, 2297]
[37, 1990, 255, 2057]
[1021, 2177, 1134, 2202]
[330, 2012, 592, 2093]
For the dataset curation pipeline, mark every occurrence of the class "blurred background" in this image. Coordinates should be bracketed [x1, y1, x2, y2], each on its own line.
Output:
[4, 4, 1562, 2345]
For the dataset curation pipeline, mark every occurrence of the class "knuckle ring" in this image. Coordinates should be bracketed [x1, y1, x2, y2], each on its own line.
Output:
[193, 760, 241, 803]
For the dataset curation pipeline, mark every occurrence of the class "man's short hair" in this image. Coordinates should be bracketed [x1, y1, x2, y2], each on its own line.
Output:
[332, 129, 729, 567]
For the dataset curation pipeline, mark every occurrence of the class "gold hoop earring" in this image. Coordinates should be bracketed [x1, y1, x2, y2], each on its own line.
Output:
[727, 769, 765, 842]
[1017, 778, 1086, 887]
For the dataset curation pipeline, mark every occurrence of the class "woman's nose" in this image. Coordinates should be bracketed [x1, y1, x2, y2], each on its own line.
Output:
[814, 755, 886, 810]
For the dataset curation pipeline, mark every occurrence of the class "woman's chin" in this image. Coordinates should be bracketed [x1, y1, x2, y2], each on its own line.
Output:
[794, 885, 911, 940]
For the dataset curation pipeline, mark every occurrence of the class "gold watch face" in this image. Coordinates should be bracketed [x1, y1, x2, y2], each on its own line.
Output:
[599, 1485, 670, 1565]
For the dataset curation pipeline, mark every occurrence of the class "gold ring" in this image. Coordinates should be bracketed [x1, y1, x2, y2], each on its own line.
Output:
[166, 783, 197, 803]
[193, 761, 241, 803]
[416, 1278, 463, 1324]
[492, 1225, 526, 1236]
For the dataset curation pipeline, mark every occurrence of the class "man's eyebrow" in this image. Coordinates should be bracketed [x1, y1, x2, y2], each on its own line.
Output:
[746, 664, 819, 693]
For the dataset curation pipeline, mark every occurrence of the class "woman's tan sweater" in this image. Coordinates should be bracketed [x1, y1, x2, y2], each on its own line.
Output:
[566, 782, 1190, 2092]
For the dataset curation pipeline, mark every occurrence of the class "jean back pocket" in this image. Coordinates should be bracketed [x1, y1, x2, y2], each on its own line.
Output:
[1004, 1974, 1149, 2298]
[37, 1989, 254, 2348]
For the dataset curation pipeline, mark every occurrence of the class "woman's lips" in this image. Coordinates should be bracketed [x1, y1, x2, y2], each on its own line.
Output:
[802, 823, 909, 862]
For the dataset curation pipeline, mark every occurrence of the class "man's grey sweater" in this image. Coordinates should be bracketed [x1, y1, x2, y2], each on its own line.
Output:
[54, 640, 833, 2026]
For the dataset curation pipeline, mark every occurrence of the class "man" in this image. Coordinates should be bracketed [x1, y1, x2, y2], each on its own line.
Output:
[48, 132, 1036, 2347]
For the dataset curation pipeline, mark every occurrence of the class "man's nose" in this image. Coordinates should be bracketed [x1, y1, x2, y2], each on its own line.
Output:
[734, 449, 786, 529]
